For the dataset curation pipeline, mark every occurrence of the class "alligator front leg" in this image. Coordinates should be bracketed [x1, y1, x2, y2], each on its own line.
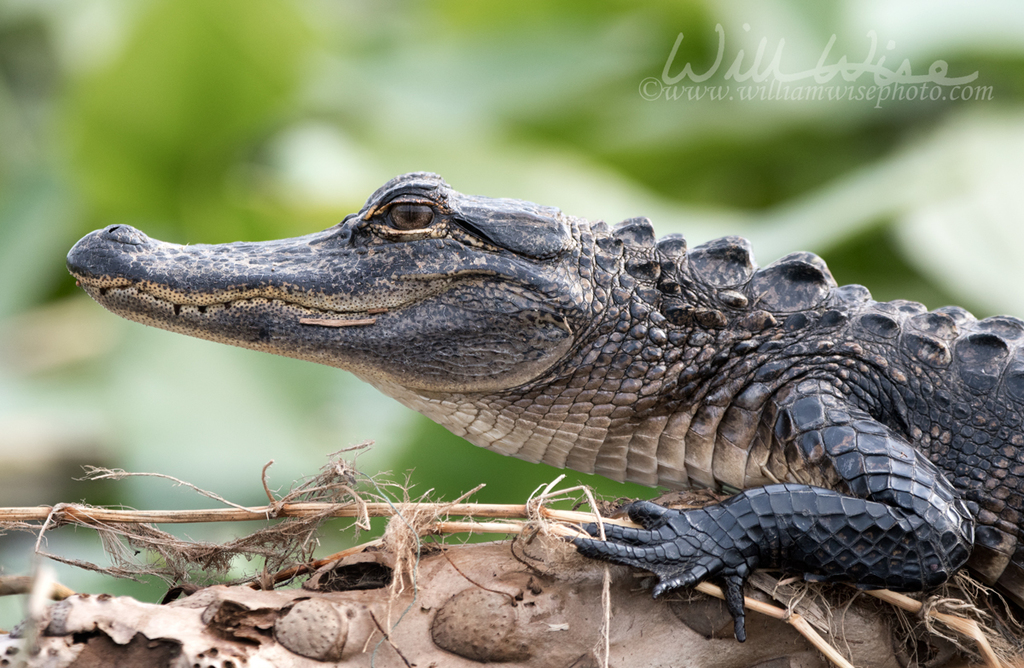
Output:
[573, 380, 976, 641]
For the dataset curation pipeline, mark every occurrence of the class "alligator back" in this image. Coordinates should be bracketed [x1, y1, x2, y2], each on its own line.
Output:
[569, 224, 1024, 599]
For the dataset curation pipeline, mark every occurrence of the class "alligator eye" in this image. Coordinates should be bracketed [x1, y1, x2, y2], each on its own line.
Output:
[388, 203, 435, 230]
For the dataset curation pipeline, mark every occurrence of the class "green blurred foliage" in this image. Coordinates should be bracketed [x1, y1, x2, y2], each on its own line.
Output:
[821, 223, 970, 315]
[2, 0, 1024, 627]
[591, 121, 913, 208]
[403, 420, 651, 506]
[66, 0, 309, 243]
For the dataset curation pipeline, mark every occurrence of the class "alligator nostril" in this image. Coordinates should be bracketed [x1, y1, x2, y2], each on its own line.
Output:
[101, 224, 146, 246]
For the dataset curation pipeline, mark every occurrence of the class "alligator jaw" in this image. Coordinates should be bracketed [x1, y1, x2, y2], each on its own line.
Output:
[67, 223, 432, 312]
[68, 222, 423, 310]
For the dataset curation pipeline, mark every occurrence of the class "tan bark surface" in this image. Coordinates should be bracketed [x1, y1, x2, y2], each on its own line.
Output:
[1, 537, 911, 668]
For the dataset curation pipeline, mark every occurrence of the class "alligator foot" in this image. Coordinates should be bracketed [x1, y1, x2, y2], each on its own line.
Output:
[573, 500, 759, 642]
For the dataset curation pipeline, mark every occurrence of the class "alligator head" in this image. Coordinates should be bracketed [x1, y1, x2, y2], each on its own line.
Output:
[67, 173, 593, 399]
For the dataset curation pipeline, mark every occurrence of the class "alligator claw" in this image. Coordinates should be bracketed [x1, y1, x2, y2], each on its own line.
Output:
[572, 504, 757, 642]
[572, 535, 651, 563]
[579, 521, 659, 546]
[722, 572, 748, 642]
[623, 499, 671, 526]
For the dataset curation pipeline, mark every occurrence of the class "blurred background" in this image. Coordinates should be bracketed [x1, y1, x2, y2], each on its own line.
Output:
[2, 0, 1024, 627]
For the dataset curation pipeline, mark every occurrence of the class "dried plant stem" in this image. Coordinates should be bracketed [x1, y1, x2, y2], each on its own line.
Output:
[688, 581, 853, 668]
[865, 589, 1006, 668]
[265, 538, 385, 585]
[0, 576, 75, 600]
[431, 520, 533, 534]
[0, 502, 637, 526]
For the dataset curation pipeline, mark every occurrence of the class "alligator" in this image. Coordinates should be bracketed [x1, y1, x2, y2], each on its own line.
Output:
[67, 172, 1023, 642]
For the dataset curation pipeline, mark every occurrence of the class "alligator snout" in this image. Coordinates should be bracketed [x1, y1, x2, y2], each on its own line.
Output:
[66, 224, 153, 281]
[99, 224, 149, 246]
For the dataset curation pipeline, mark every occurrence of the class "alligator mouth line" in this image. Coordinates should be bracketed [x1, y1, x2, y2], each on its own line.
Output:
[75, 267, 499, 328]
[82, 281, 391, 325]
[298, 309, 388, 328]
[297, 317, 379, 327]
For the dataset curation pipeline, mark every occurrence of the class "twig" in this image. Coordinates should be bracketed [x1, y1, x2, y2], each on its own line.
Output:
[264, 538, 384, 586]
[80, 467, 251, 512]
[368, 610, 413, 668]
[21, 565, 57, 659]
[573, 482, 611, 668]
[33, 503, 64, 554]
[261, 461, 277, 504]
[435, 542, 519, 605]
[864, 589, 1006, 668]
[0, 576, 75, 600]
[694, 581, 854, 668]
[449, 483, 486, 505]
[0, 502, 639, 526]
[430, 520, 531, 535]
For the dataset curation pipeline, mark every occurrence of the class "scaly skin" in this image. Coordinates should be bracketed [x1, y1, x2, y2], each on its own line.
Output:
[68, 173, 1024, 641]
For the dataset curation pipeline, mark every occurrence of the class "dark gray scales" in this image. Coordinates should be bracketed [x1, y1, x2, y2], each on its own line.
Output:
[66, 173, 1024, 642]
